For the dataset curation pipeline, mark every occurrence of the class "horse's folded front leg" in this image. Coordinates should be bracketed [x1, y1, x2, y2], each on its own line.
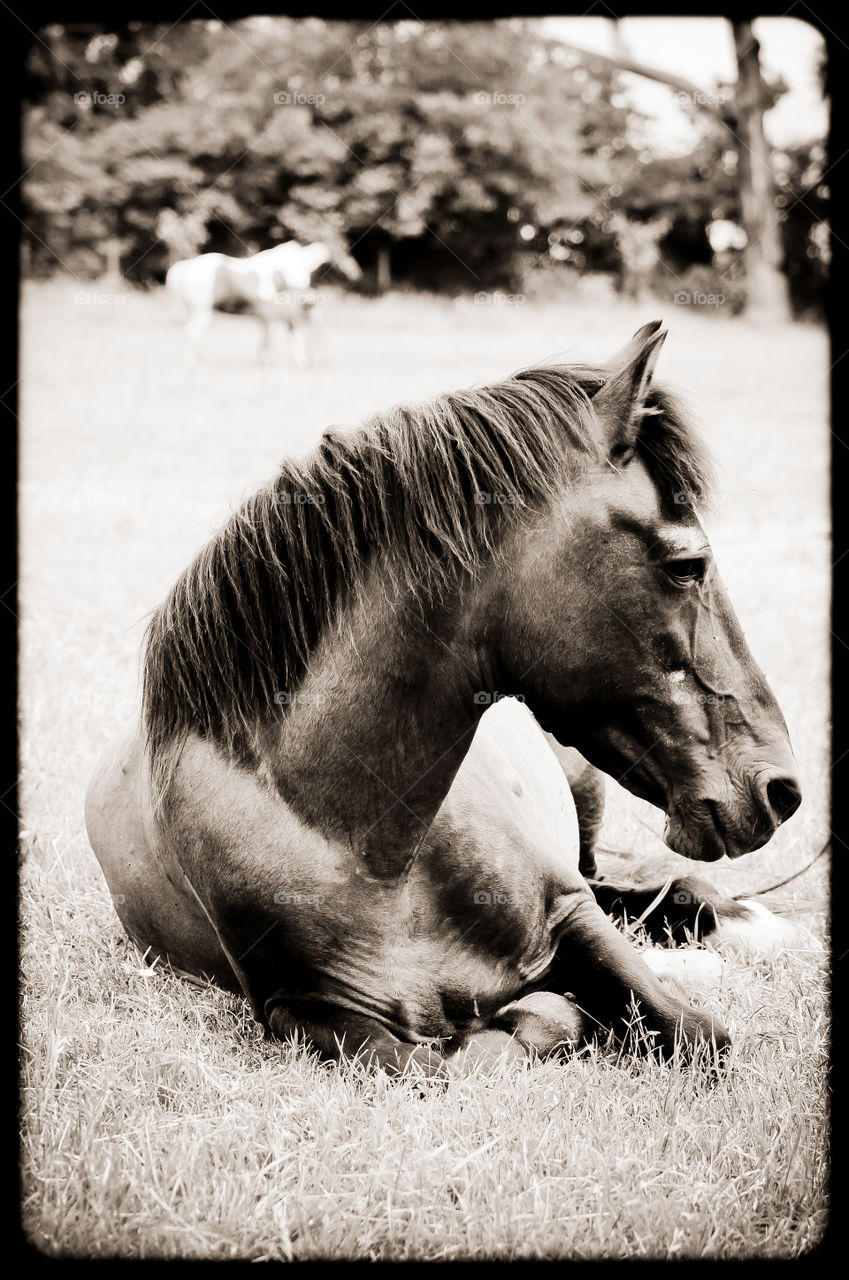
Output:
[549, 889, 730, 1064]
[265, 995, 446, 1078]
[587, 873, 720, 945]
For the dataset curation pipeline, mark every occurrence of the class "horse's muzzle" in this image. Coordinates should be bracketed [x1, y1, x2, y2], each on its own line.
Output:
[728, 770, 803, 858]
[664, 767, 802, 861]
[760, 773, 803, 826]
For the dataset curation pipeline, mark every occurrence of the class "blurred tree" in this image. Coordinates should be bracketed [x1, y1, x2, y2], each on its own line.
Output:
[773, 142, 829, 318]
[728, 20, 791, 320]
[19, 14, 825, 315]
[21, 18, 637, 287]
[554, 19, 806, 319]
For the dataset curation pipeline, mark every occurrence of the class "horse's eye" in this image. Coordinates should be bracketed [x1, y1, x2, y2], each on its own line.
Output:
[664, 558, 706, 587]
[611, 443, 636, 467]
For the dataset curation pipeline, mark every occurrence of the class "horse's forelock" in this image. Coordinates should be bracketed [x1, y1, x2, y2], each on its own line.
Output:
[636, 383, 715, 513]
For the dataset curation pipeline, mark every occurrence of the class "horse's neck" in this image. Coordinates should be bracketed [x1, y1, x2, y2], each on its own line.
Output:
[253, 244, 326, 289]
[263, 572, 492, 879]
[302, 244, 331, 273]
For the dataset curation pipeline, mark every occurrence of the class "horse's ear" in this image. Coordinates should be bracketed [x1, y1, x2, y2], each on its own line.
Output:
[592, 321, 667, 457]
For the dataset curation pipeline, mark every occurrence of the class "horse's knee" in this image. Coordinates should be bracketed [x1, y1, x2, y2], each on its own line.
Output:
[266, 998, 445, 1078]
[447, 992, 590, 1070]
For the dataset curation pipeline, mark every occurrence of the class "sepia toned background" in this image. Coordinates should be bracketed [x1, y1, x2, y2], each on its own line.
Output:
[18, 15, 830, 1260]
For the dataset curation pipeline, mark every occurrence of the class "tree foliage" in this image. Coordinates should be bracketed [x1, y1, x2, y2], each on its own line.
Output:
[21, 17, 826, 311]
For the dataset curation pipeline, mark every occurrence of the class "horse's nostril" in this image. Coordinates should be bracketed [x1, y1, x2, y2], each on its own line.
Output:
[765, 776, 802, 824]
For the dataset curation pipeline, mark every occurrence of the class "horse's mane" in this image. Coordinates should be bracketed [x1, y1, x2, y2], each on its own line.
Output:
[142, 361, 713, 786]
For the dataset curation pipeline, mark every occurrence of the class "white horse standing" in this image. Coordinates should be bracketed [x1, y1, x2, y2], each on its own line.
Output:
[166, 241, 361, 365]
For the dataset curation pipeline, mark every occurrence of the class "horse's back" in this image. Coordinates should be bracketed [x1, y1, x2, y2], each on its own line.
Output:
[443, 698, 580, 879]
[166, 253, 232, 310]
[165, 245, 319, 331]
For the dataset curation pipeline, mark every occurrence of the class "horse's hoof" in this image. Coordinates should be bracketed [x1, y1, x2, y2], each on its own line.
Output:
[671, 1010, 732, 1074]
[494, 991, 588, 1056]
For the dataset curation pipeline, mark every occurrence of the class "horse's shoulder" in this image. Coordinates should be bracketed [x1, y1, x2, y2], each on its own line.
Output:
[86, 721, 145, 803]
[166, 733, 342, 875]
[85, 721, 155, 871]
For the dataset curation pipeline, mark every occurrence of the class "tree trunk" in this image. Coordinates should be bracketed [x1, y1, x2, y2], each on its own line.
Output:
[376, 242, 392, 294]
[732, 20, 792, 322]
[102, 238, 126, 284]
[560, 25, 794, 323]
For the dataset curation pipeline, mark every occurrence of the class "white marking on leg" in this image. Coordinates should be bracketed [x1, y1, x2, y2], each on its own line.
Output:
[641, 948, 725, 987]
[711, 900, 820, 957]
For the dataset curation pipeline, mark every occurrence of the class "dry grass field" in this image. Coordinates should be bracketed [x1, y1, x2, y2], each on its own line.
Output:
[19, 280, 830, 1258]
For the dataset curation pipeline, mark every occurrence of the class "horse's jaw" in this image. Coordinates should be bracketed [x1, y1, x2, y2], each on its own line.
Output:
[662, 803, 730, 863]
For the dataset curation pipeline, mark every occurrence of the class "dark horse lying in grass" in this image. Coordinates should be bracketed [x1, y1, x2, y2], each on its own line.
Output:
[86, 322, 801, 1074]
